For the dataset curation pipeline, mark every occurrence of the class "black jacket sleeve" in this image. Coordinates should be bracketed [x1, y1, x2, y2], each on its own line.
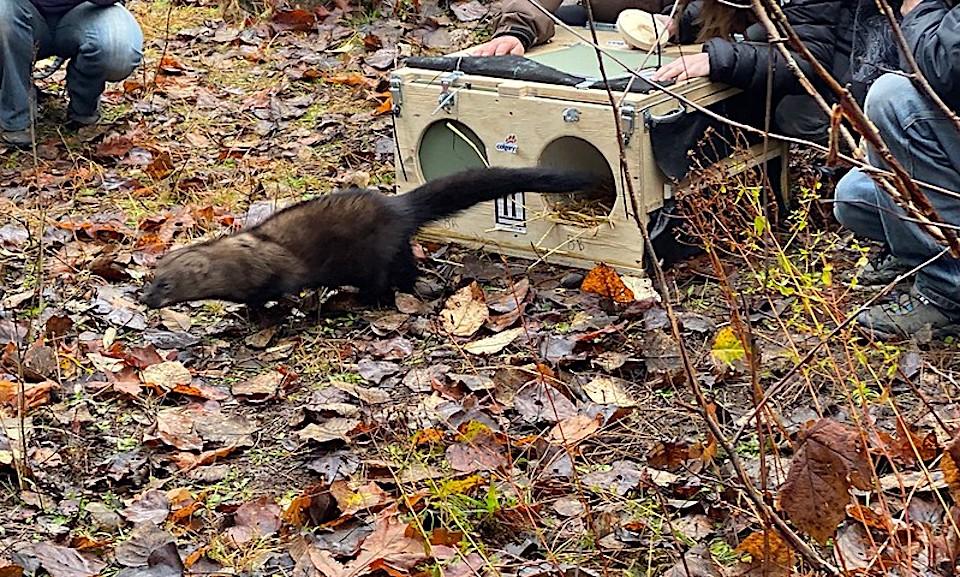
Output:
[901, 0, 960, 110]
[703, 0, 842, 96]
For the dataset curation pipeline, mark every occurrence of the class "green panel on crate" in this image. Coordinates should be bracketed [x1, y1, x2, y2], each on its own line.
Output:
[527, 42, 676, 79]
[418, 120, 488, 181]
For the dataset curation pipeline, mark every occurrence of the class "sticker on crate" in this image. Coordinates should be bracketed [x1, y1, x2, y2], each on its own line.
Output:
[495, 134, 519, 154]
[495, 192, 527, 233]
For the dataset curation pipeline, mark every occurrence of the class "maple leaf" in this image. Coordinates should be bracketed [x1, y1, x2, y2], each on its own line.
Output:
[779, 418, 871, 544]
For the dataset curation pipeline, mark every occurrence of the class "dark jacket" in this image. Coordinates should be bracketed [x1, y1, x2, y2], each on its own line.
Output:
[494, 0, 673, 48]
[31, 0, 118, 15]
[675, 0, 844, 98]
[901, 0, 960, 111]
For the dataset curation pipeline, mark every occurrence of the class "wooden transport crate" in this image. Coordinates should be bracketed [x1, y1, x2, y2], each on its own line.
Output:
[391, 27, 787, 275]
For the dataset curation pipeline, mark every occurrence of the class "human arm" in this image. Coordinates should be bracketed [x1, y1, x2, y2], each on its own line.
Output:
[900, 0, 960, 109]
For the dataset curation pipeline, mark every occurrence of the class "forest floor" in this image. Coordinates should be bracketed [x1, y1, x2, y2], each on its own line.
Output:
[2, 2, 960, 577]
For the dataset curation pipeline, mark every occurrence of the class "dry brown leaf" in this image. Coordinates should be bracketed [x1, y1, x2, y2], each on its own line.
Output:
[463, 327, 524, 355]
[943, 434, 960, 500]
[548, 414, 601, 447]
[122, 489, 170, 524]
[581, 376, 634, 407]
[330, 481, 391, 515]
[298, 418, 360, 444]
[232, 371, 283, 401]
[156, 407, 203, 451]
[779, 418, 871, 544]
[171, 446, 236, 471]
[343, 513, 426, 576]
[580, 263, 634, 303]
[141, 361, 192, 390]
[446, 424, 508, 473]
[440, 282, 488, 337]
[28, 544, 105, 577]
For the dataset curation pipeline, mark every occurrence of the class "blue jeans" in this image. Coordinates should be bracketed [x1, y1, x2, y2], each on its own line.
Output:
[0, 0, 143, 131]
[834, 73, 960, 311]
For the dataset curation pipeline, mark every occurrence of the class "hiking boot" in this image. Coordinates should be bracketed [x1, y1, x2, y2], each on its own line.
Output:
[858, 251, 912, 287]
[856, 288, 960, 340]
[1, 129, 31, 148]
[66, 107, 100, 130]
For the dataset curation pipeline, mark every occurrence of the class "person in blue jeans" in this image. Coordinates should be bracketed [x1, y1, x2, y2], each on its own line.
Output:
[834, 0, 960, 338]
[0, 0, 143, 147]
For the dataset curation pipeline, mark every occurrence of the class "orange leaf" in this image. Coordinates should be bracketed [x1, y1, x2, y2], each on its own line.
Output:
[735, 530, 796, 577]
[374, 94, 394, 116]
[943, 435, 960, 500]
[325, 72, 371, 88]
[580, 263, 634, 303]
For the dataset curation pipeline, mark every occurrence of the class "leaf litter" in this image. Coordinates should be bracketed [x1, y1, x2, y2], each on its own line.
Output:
[2, 2, 960, 576]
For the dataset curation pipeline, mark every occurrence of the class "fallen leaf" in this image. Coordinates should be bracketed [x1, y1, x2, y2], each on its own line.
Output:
[440, 282, 488, 337]
[548, 414, 601, 447]
[298, 418, 360, 444]
[711, 326, 746, 367]
[29, 543, 106, 577]
[733, 530, 795, 577]
[779, 418, 871, 543]
[122, 489, 170, 524]
[330, 481, 391, 515]
[451, 0, 488, 21]
[580, 263, 633, 303]
[446, 423, 507, 473]
[581, 376, 634, 407]
[141, 361, 192, 390]
[232, 371, 283, 400]
[514, 383, 577, 424]
[463, 327, 524, 355]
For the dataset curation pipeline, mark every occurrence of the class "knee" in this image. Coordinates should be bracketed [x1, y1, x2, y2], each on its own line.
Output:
[78, 12, 143, 80]
[833, 169, 873, 227]
[0, 0, 32, 39]
[864, 74, 917, 138]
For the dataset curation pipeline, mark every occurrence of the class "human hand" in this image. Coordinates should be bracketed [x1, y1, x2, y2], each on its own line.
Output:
[650, 52, 710, 83]
[901, 0, 922, 15]
[467, 35, 525, 56]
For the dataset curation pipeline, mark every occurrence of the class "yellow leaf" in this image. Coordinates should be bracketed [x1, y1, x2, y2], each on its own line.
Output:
[711, 326, 745, 366]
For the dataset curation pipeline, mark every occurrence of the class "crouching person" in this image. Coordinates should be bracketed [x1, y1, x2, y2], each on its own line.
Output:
[0, 0, 143, 147]
[834, 0, 960, 339]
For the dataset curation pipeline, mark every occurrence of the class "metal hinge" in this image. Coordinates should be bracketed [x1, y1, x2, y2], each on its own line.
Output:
[389, 75, 403, 116]
[620, 103, 637, 146]
[437, 71, 464, 112]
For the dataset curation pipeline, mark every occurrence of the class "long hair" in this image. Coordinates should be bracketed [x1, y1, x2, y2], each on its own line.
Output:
[675, 0, 754, 42]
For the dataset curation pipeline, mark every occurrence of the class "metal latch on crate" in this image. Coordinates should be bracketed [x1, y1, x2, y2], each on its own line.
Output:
[620, 104, 637, 146]
[437, 71, 464, 112]
[389, 75, 403, 116]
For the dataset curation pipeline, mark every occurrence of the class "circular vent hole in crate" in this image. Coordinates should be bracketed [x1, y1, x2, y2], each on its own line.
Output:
[418, 120, 488, 182]
[539, 136, 616, 221]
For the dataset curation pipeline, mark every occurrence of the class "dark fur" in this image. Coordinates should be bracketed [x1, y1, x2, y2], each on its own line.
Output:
[140, 166, 601, 308]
